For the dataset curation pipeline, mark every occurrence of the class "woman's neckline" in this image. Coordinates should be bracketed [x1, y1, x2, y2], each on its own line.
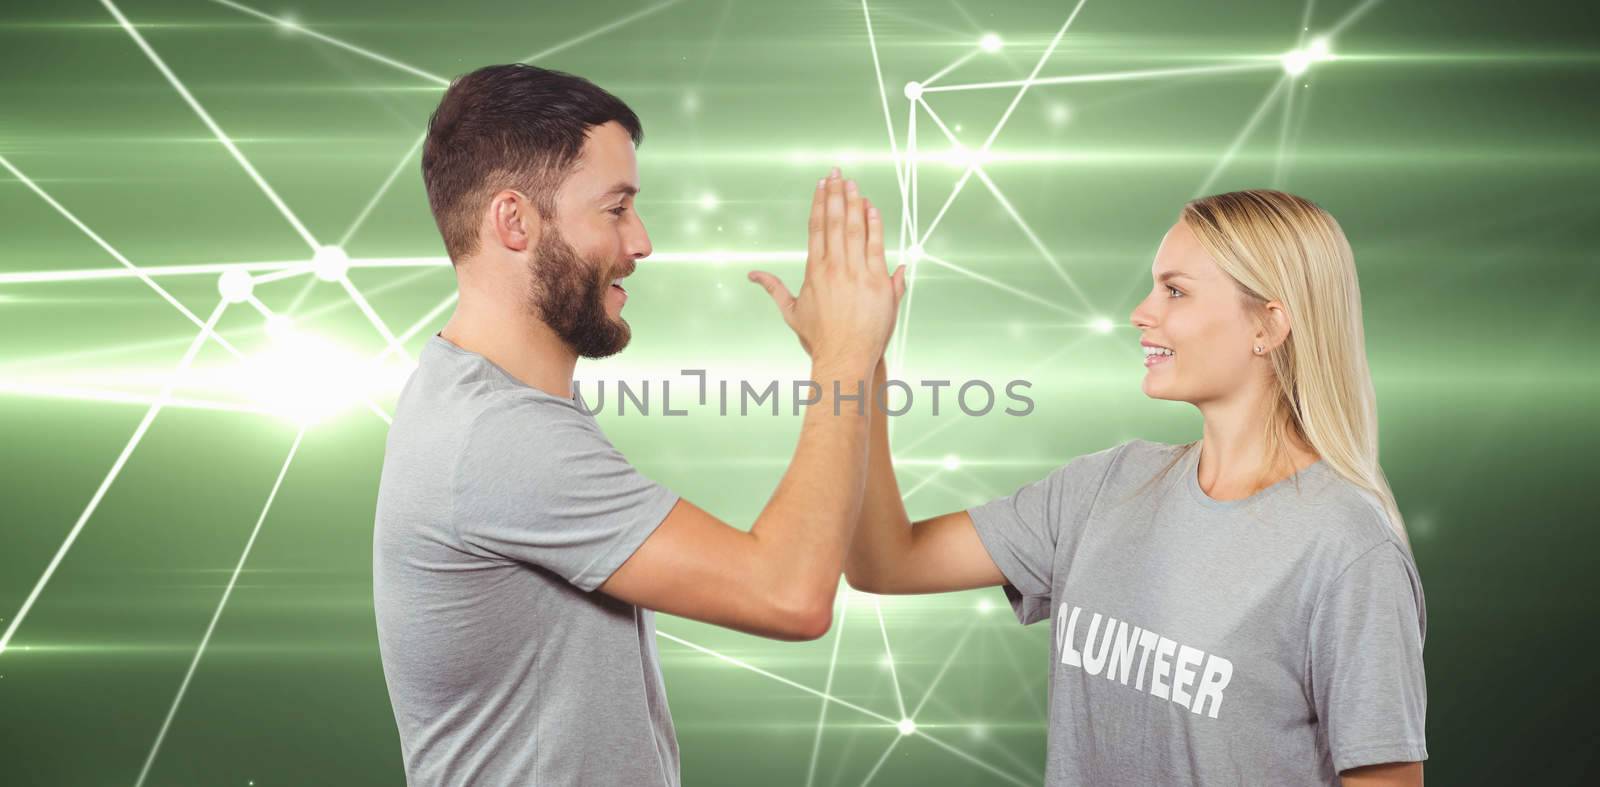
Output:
[1183, 443, 1325, 510]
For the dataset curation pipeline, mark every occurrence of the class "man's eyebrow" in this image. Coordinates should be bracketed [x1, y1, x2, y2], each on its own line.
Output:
[601, 183, 639, 199]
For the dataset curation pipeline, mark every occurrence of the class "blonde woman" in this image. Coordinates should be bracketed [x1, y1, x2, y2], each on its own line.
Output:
[840, 191, 1426, 785]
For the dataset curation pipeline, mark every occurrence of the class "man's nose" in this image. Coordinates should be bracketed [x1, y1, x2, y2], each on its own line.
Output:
[626, 220, 652, 260]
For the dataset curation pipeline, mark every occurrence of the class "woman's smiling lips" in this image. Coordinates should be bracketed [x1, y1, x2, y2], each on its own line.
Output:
[1141, 340, 1174, 368]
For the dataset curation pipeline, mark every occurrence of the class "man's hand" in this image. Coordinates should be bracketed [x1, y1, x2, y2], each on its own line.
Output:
[748, 168, 907, 365]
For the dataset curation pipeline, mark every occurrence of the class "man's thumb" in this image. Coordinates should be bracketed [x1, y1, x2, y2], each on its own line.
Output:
[747, 270, 795, 309]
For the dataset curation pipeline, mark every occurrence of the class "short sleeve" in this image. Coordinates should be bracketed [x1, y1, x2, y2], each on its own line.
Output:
[965, 443, 1124, 625]
[1307, 540, 1429, 772]
[452, 395, 680, 592]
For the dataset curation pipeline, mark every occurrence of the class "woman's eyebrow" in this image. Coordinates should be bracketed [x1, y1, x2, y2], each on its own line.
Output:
[1157, 270, 1193, 283]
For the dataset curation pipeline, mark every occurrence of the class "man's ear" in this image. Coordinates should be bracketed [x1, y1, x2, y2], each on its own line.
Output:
[488, 189, 540, 254]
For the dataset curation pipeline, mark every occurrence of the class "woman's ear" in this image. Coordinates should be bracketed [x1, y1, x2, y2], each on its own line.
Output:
[1259, 300, 1292, 352]
[489, 189, 540, 254]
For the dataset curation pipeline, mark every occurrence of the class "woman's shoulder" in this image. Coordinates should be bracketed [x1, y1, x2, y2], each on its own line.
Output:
[1107, 440, 1411, 555]
[1050, 438, 1176, 483]
[1101, 437, 1193, 477]
[1277, 462, 1419, 582]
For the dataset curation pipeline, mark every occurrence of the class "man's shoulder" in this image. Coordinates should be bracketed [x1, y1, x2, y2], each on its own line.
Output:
[463, 388, 598, 453]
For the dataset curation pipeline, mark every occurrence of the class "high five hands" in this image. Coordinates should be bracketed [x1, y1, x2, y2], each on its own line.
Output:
[748, 168, 907, 366]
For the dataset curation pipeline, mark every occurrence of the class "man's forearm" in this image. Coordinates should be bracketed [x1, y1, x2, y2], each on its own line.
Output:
[844, 356, 914, 589]
[748, 354, 877, 613]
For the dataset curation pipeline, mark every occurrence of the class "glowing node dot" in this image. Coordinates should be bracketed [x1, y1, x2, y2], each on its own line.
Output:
[942, 454, 961, 471]
[976, 598, 995, 614]
[312, 245, 350, 282]
[897, 718, 917, 736]
[217, 270, 254, 303]
[903, 81, 923, 101]
[907, 244, 925, 264]
[698, 192, 719, 212]
[1306, 36, 1333, 61]
[978, 33, 1003, 53]
[1091, 317, 1115, 334]
[1048, 102, 1071, 127]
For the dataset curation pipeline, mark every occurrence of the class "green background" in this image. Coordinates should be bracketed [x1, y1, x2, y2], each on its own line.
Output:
[2, 0, 1595, 784]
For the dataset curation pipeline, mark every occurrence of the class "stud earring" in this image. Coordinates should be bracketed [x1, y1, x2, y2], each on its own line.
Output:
[1254, 345, 1264, 354]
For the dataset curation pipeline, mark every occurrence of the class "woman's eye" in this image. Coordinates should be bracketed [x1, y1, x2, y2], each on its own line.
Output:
[1167, 286, 1183, 298]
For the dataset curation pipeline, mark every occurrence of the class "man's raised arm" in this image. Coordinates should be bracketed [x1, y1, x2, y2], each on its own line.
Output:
[598, 169, 903, 640]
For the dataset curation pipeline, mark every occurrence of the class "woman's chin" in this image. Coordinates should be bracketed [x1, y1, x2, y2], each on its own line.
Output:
[1141, 378, 1179, 401]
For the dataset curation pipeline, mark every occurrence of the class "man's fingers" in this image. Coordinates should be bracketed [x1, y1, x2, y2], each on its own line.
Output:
[844, 179, 866, 271]
[805, 177, 826, 277]
[865, 197, 884, 275]
[747, 271, 795, 312]
[824, 168, 846, 267]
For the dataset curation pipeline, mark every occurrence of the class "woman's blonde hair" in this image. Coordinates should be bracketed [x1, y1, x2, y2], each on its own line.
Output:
[1169, 189, 1408, 546]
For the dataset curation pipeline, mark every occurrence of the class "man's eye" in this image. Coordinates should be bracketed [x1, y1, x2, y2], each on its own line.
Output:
[609, 206, 627, 217]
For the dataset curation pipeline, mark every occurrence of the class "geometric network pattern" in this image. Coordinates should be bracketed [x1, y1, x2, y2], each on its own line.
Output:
[0, 1, 1405, 785]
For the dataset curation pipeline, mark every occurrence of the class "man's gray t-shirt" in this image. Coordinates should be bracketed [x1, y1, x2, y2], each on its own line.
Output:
[373, 334, 681, 786]
[968, 439, 1426, 784]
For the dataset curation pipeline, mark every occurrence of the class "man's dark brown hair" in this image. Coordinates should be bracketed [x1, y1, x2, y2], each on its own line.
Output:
[421, 64, 644, 262]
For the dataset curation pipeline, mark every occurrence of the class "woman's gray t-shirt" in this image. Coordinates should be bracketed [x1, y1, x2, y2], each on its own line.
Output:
[967, 439, 1427, 784]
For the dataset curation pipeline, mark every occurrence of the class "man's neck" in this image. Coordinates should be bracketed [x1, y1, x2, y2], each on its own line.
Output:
[438, 310, 579, 400]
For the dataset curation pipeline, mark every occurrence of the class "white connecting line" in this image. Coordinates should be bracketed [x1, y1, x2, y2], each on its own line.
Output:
[2, 0, 1387, 783]
[837, 0, 1385, 780]
[1112, 0, 1382, 306]
[0, 301, 229, 657]
[98, 0, 318, 253]
[0, 0, 732, 783]
[822, 2, 1095, 782]
[2, 0, 668, 680]
[134, 428, 306, 787]
[657, 628, 1034, 787]
[803, 588, 851, 787]
[99, 0, 412, 365]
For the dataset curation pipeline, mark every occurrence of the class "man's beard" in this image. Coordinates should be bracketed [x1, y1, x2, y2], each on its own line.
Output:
[527, 227, 631, 359]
